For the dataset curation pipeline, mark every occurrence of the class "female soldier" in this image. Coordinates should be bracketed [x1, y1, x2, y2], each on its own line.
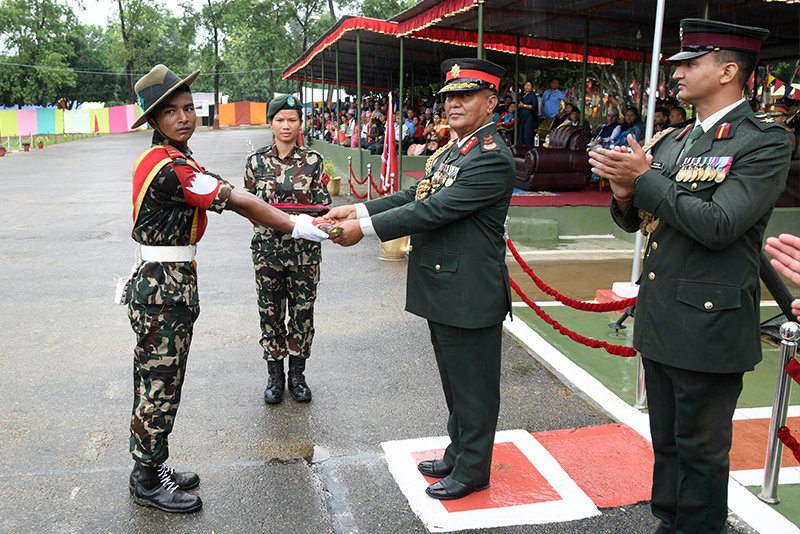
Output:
[244, 95, 331, 405]
[125, 65, 327, 514]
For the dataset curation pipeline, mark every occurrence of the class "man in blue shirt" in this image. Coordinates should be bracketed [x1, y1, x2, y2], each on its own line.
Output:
[541, 78, 566, 119]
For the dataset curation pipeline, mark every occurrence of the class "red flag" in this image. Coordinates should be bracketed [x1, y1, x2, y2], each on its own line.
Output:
[380, 93, 398, 194]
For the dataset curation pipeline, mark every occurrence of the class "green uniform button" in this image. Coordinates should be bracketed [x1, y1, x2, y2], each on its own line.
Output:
[435, 264, 441, 271]
[651, 241, 658, 251]
[648, 272, 656, 281]
[704, 301, 713, 310]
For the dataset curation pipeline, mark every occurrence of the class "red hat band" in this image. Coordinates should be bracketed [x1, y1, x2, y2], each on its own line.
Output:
[682, 32, 763, 54]
[446, 69, 500, 88]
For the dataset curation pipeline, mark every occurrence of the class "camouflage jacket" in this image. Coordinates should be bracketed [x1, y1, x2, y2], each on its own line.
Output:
[244, 144, 331, 265]
[129, 142, 233, 306]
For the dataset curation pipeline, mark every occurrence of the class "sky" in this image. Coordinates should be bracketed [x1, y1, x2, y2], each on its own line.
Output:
[70, 0, 207, 27]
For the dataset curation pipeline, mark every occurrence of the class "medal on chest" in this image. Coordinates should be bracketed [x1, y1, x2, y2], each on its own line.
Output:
[415, 163, 460, 200]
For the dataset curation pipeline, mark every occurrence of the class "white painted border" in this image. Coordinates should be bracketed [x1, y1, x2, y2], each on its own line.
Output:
[381, 429, 599, 533]
[731, 467, 800, 486]
[504, 316, 800, 534]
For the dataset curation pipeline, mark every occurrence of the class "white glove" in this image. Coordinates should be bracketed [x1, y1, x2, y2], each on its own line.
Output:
[290, 214, 329, 242]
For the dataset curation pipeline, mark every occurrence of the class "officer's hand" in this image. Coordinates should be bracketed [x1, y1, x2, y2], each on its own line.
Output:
[766, 234, 800, 286]
[330, 219, 363, 247]
[589, 134, 652, 185]
[290, 214, 329, 242]
[326, 205, 357, 224]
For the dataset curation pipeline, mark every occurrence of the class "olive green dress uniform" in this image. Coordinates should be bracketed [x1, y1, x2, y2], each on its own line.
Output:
[244, 144, 331, 362]
[364, 121, 514, 486]
[612, 102, 791, 532]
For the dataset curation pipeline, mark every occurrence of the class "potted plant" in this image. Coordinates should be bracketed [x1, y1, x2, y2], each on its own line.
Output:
[36, 137, 44, 149]
[324, 160, 341, 196]
[21, 141, 30, 152]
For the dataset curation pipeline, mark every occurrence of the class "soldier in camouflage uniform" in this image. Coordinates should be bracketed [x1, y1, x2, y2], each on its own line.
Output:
[124, 65, 327, 514]
[245, 95, 331, 404]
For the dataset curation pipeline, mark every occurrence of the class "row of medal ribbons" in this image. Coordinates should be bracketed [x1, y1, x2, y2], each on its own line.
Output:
[676, 156, 733, 183]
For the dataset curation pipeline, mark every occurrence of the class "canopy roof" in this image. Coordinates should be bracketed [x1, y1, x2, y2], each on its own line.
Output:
[391, 0, 800, 62]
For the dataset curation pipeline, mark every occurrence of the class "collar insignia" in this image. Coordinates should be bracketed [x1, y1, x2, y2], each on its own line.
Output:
[460, 136, 478, 155]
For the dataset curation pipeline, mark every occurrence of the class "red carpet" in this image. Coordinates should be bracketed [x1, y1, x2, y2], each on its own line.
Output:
[511, 189, 612, 207]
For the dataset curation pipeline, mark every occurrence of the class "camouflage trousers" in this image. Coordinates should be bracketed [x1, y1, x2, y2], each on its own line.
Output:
[128, 302, 199, 466]
[253, 253, 319, 361]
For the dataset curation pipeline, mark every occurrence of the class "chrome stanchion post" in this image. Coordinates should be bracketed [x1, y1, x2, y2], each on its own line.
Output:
[389, 172, 396, 195]
[634, 354, 648, 409]
[347, 156, 352, 198]
[366, 163, 372, 201]
[758, 321, 800, 504]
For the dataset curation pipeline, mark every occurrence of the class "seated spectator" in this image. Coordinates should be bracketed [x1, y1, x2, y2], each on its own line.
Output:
[591, 108, 619, 144]
[669, 106, 687, 125]
[552, 102, 574, 129]
[610, 107, 644, 147]
[653, 106, 670, 132]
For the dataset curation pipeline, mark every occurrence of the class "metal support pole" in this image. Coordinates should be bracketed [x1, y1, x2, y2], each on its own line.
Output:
[336, 46, 341, 116]
[347, 156, 352, 197]
[514, 36, 520, 145]
[632, 0, 666, 409]
[477, 1, 485, 59]
[758, 321, 800, 503]
[634, 357, 648, 409]
[639, 54, 646, 113]
[367, 163, 373, 201]
[390, 172, 396, 195]
[398, 37, 405, 187]
[321, 50, 325, 111]
[356, 30, 363, 179]
[580, 18, 589, 125]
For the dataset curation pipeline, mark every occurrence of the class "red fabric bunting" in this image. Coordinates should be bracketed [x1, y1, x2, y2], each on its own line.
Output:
[786, 357, 800, 385]
[396, 0, 477, 35]
[777, 426, 800, 463]
[506, 238, 637, 312]
[509, 276, 637, 358]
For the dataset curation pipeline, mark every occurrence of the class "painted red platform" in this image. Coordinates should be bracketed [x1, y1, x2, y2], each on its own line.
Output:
[412, 442, 561, 513]
[731, 416, 800, 470]
[535, 423, 654, 508]
[511, 190, 612, 207]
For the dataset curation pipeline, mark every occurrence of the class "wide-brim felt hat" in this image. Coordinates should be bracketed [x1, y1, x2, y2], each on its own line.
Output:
[666, 18, 769, 64]
[131, 64, 200, 129]
[439, 58, 506, 94]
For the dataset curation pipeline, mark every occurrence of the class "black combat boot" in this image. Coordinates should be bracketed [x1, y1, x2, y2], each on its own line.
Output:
[129, 463, 203, 513]
[288, 356, 312, 402]
[129, 463, 200, 492]
[264, 359, 285, 404]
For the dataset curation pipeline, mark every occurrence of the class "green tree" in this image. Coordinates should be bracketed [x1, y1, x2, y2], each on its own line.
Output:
[0, 0, 78, 106]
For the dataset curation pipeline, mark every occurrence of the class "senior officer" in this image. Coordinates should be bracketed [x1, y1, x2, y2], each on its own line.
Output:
[589, 20, 791, 533]
[327, 58, 514, 500]
[245, 95, 331, 404]
[124, 65, 327, 513]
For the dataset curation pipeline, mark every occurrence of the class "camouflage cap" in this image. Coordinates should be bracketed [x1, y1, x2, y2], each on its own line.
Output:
[268, 94, 303, 121]
[132, 64, 200, 129]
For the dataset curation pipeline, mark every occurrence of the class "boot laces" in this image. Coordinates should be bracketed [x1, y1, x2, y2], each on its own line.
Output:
[157, 464, 180, 494]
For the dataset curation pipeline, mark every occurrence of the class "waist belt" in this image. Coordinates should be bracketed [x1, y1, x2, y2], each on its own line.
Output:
[138, 244, 196, 262]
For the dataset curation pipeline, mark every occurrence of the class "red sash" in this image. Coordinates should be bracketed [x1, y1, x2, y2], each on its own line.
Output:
[131, 145, 208, 244]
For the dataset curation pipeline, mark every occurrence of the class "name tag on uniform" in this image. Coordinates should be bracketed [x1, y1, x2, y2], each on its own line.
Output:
[650, 162, 664, 170]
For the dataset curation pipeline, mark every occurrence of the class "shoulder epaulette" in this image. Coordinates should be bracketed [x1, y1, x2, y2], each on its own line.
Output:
[748, 113, 785, 131]
[641, 127, 675, 153]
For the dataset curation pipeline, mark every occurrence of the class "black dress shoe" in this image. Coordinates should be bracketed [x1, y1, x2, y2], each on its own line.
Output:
[129, 463, 200, 491]
[130, 464, 203, 513]
[417, 459, 452, 478]
[425, 475, 489, 500]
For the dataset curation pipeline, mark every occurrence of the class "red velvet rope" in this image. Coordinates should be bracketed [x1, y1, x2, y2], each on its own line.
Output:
[369, 171, 390, 196]
[786, 358, 800, 386]
[506, 238, 637, 312]
[509, 276, 637, 357]
[348, 180, 367, 199]
[777, 426, 800, 463]
[349, 163, 367, 185]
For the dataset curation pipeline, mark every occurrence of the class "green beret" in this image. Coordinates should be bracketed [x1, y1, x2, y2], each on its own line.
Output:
[268, 94, 303, 121]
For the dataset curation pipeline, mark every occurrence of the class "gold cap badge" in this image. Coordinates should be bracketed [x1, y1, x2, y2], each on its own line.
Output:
[450, 64, 461, 78]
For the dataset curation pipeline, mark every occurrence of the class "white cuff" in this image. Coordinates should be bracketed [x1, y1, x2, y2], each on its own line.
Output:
[355, 203, 369, 219]
[359, 216, 376, 236]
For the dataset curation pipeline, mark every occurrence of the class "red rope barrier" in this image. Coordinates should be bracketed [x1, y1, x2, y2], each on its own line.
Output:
[786, 358, 800, 386]
[777, 426, 800, 463]
[348, 180, 367, 199]
[507, 238, 637, 312]
[510, 276, 637, 357]
[349, 163, 367, 185]
[369, 171, 390, 196]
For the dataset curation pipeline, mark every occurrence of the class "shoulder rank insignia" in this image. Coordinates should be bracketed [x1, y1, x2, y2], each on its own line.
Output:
[714, 122, 731, 139]
[482, 135, 497, 151]
[675, 124, 693, 141]
[460, 136, 478, 155]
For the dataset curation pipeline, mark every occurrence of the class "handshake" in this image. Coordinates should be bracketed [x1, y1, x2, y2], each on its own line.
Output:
[289, 205, 365, 246]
